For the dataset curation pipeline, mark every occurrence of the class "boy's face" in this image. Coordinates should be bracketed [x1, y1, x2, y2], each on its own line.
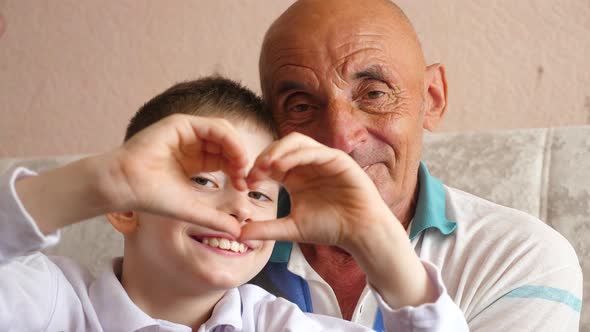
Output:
[132, 119, 279, 292]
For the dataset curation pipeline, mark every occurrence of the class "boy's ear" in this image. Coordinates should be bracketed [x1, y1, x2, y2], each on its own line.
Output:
[106, 211, 139, 235]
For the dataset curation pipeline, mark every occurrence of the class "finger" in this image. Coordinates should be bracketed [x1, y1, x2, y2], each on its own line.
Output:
[156, 184, 242, 237]
[190, 117, 249, 169]
[253, 133, 319, 169]
[182, 150, 248, 192]
[170, 115, 248, 171]
[170, 116, 249, 181]
[247, 133, 321, 186]
[194, 120, 249, 185]
[239, 216, 303, 242]
[272, 146, 344, 179]
[248, 146, 346, 186]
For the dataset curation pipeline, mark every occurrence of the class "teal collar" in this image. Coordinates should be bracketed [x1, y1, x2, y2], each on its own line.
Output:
[408, 161, 457, 240]
[269, 161, 457, 263]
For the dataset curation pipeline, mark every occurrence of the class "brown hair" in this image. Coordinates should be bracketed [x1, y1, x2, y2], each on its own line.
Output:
[125, 76, 276, 141]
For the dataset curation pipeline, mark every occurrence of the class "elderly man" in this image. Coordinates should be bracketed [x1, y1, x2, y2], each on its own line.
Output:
[249, 0, 583, 330]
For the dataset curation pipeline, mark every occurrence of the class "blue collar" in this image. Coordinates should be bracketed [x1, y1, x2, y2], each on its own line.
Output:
[269, 161, 457, 263]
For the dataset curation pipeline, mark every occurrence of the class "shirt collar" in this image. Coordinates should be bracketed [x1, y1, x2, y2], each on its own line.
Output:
[89, 258, 243, 332]
[408, 161, 457, 240]
[269, 161, 456, 263]
[89, 258, 163, 332]
[200, 287, 243, 331]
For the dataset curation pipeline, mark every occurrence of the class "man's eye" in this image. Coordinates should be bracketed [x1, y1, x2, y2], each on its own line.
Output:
[191, 176, 217, 188]
[248, 191, 272, 202]
[366, 90, 386, 99]
[291, 104, 311, 113]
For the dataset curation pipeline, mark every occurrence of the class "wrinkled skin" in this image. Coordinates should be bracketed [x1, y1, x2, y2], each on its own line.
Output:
[259, 0, 447, 320]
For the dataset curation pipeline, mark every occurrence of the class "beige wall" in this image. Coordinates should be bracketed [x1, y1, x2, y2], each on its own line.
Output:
[1, 0, 589, 157]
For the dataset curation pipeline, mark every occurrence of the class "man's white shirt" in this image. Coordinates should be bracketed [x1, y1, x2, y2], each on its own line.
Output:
[279, 164, 583, 331]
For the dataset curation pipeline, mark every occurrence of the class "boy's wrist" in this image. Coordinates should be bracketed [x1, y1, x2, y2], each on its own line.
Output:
[14, 152, 124, 234]
[91, 148, 137, 213]
[345, 210, 437, 309]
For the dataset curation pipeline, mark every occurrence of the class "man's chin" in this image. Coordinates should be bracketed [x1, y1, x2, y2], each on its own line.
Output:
[365, 164, 398, 206]
[364, 163, 392, 188]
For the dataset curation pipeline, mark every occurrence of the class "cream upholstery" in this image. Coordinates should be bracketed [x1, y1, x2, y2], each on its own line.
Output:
[1, 125, 588, 330]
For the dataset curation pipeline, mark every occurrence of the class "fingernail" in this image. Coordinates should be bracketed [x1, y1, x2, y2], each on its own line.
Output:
[260, 155, 271, 169]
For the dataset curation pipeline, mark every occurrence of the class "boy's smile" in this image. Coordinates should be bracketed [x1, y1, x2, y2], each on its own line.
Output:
[189, 232, 258, 255]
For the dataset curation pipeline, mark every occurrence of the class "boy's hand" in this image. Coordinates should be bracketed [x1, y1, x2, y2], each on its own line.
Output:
[109, 114, 249, 236]
[16, 114, 248, 237]
[241, 132, 402, 251]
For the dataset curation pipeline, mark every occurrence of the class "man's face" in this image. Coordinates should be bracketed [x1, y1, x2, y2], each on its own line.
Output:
[260, 8, 428, 212]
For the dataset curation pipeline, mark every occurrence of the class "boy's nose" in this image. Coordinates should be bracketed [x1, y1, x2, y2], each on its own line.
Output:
[222, 191, 252, 224]
[230, 213, 252, 224]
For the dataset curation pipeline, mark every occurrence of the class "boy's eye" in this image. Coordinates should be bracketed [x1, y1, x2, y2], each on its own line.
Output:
[248, 191, 272, 202]
[191, 176, 217, 188]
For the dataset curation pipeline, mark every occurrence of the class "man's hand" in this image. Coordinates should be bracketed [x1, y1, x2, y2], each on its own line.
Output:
[16, 114, 248, 237]
[241, 132, 437, 309]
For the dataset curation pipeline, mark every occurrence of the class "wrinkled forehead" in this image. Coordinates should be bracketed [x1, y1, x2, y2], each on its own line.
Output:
[260, 13, 423, 91]
[261, 33, 421, 101]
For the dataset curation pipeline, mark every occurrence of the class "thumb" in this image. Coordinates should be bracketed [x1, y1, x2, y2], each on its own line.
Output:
[151, 186, 242, 237]
[239, 216, 302, 242]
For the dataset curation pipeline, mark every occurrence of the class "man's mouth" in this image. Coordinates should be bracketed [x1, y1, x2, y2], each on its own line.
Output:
[191, 236, 249, 254]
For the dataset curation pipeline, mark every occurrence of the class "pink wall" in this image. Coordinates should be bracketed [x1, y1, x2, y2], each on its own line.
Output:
[1, 1, 589, 157]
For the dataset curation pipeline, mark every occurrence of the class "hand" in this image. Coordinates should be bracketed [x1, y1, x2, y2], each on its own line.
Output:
[241, 133, 436, 309]
[241, 132, 401, 251]
[16, 114, 249, 236]
[109, 114, 250, 235]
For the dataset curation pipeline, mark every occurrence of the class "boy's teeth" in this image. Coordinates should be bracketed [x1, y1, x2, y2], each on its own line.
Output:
[219, 238, 230, 250]
[200, 237, 247, 253]
[209, 238, 219, 248]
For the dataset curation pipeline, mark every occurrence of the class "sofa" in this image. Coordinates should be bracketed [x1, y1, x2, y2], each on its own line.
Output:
[1, 125, 588, 330]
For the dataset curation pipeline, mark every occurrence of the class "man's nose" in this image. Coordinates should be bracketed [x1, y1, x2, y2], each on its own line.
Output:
[319, 100, 368, 154]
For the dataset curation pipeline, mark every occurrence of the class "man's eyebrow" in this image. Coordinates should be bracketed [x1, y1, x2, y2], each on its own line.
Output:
[275, 81, 306, 95]
[353, 66, 386, 81]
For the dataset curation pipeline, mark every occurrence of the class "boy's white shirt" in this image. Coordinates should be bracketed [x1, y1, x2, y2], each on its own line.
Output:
[0, 167, 468, 332]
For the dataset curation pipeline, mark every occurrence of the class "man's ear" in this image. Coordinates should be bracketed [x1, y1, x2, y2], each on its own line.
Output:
[422, 63, 448, 131]
[106, 211, 138, 235]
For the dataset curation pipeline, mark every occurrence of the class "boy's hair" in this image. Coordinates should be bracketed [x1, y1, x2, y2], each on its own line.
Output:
[125, 76, 276, 141]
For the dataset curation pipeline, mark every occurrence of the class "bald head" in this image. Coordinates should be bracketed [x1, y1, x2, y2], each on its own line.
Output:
[265, 0, 418, 41]
[260, 0, 425, 95]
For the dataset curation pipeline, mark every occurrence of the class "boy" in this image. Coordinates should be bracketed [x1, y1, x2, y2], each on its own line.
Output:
[0, 77, 465, 331]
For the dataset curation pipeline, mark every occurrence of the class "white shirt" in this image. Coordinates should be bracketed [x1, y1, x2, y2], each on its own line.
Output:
[279, 163, 583, 331]
[0, 167, 469, 332]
